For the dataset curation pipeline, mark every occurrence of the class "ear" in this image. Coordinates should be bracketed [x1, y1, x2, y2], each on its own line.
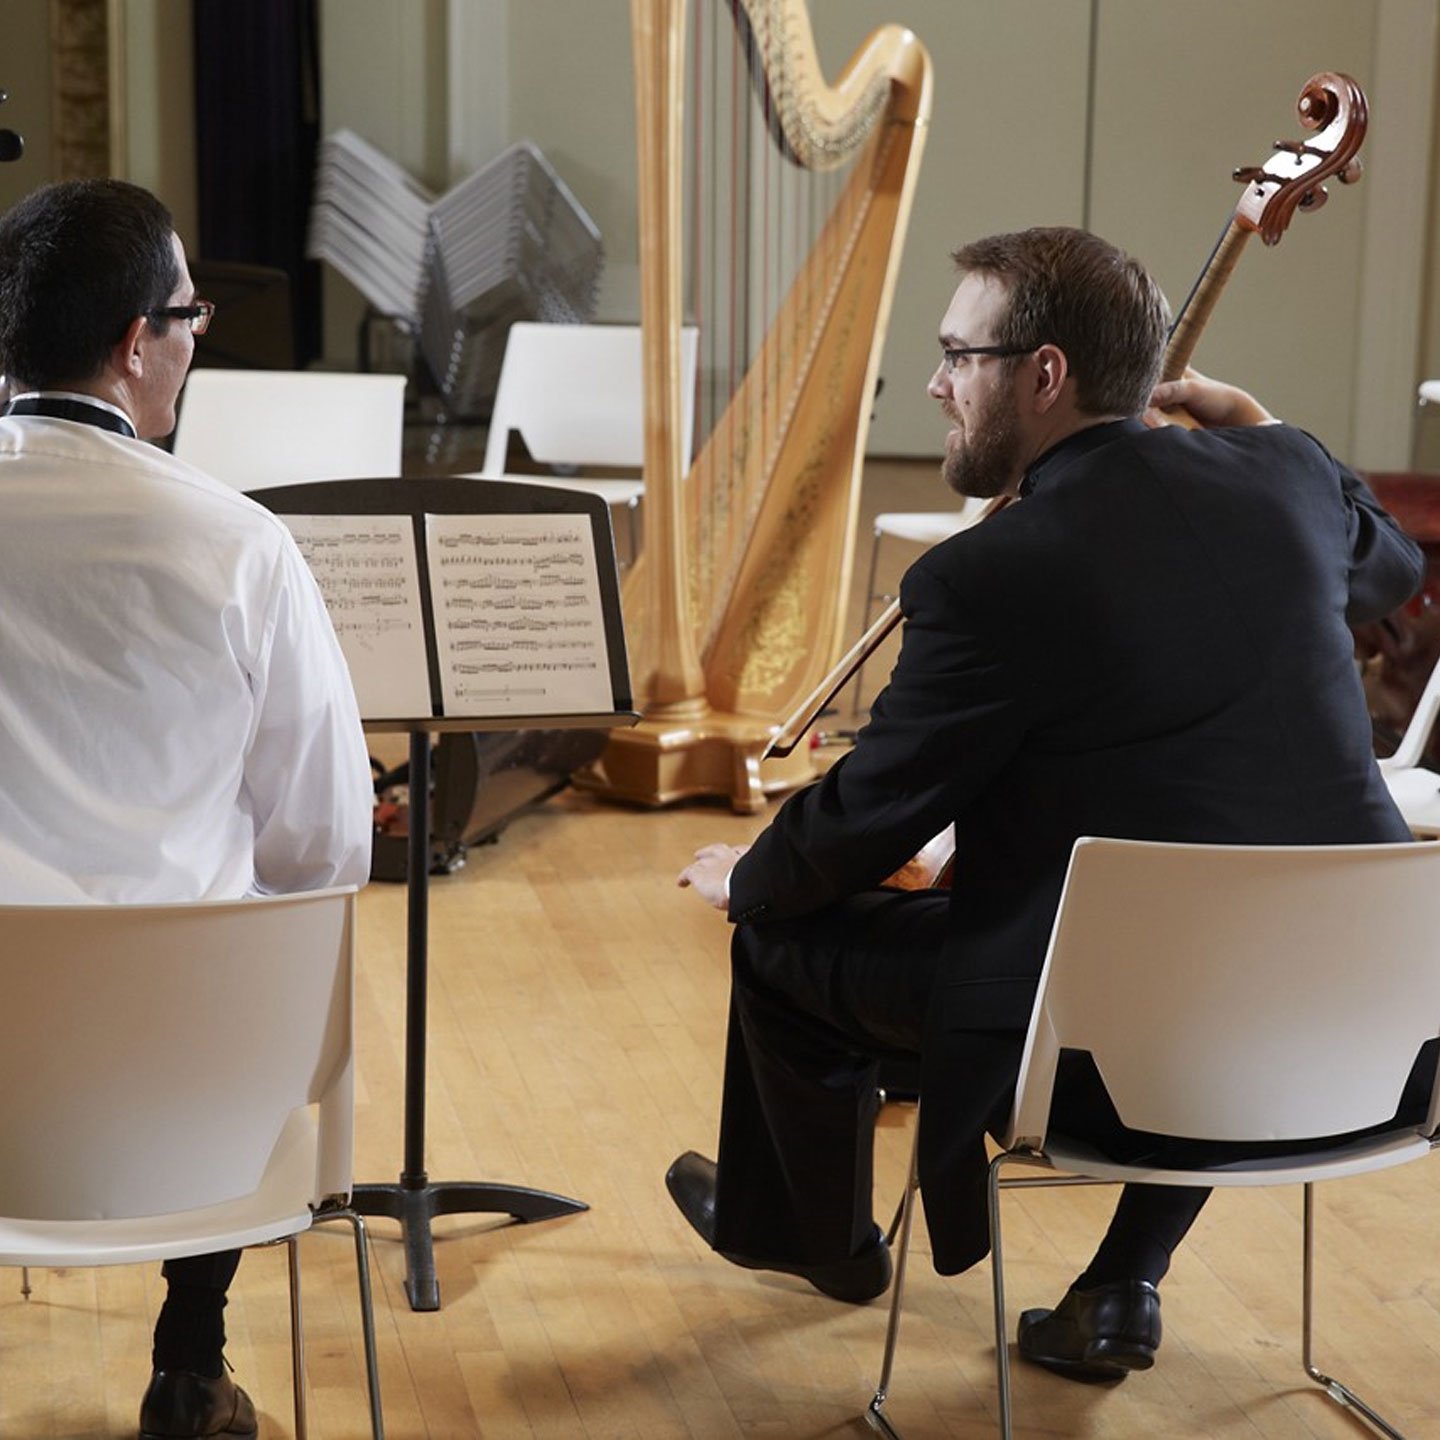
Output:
[1029, 343, 1070, 414]
[111, 315, 149, 381]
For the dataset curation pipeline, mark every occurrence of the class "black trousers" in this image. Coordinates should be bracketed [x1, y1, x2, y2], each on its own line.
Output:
[710, 889, 1208, 1281]
[153, 1250, 242, 1375]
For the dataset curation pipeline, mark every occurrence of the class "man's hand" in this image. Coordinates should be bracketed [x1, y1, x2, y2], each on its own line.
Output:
[1144, 371, 1277, 430]
[677, 842, 749, 912]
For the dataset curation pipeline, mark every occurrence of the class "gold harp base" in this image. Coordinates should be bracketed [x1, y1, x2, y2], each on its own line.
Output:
[575, 716, 816, 815]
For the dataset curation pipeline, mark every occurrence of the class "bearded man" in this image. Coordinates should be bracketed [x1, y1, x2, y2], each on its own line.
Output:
[666, 226, 1421, 1381]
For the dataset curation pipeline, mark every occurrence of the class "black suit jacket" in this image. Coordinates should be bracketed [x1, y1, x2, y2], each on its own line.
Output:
[728, 417, 1424, 1271]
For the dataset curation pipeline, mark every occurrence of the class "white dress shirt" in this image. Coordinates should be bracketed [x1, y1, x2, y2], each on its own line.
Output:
[0, 413, 373, 902]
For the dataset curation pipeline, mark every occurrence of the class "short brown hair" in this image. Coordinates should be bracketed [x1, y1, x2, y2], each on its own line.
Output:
[950, 227, 1169, 418]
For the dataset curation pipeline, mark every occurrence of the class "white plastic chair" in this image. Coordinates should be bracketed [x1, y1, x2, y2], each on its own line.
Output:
[0, 887, 382, 1440]
[853, 497, 992, 712]
[173, 370, 406, 490]
[477, 321, 698, 556]
[1378, 651, 1440, 836]
[869, 838, 1440, 1440]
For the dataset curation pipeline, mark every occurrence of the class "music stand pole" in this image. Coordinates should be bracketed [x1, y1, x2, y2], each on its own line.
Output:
[351, 727, 586, 1312]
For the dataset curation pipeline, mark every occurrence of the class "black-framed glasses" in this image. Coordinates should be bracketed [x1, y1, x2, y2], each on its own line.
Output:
[942, 342, 1036, 371]
[148, 300, 215, 336]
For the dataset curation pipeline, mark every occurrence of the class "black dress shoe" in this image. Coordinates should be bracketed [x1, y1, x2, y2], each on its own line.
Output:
[665, 1150, 892, 1303]
[139, 1369, 258, 1439]
[1017, 1279, 1161, 1383]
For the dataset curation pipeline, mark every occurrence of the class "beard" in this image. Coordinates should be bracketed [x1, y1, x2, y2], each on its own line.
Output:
[940, 387, 1022, 498]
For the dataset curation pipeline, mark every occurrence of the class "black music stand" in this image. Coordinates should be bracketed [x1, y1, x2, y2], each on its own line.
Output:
[253, 476, 637, 1311]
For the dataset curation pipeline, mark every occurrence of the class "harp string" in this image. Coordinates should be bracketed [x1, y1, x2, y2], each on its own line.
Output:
[684, 0, 869, 645]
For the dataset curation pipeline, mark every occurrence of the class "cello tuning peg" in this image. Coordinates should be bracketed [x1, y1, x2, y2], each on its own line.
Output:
[1272, 139, 1326, 160]
[1232, 166, 1267, 184]
[1297, 186, 1330, 212]
[1339, 159, 1363, 184]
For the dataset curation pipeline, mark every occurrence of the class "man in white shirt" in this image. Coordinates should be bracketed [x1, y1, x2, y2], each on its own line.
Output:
[0, 179, 372, 1439]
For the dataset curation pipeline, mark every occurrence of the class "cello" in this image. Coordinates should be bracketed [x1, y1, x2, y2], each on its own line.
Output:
[765, 71, 1369, 887]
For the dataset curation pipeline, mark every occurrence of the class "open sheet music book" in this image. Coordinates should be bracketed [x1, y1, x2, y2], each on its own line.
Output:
[254, 476, 633, 731]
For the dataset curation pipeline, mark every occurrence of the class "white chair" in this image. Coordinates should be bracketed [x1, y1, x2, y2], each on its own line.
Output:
[853, 497, 992, 712]
[0, 887, 382, 1440]
[869, 837, 1440, 1440]
[1379, 651, 1440, 835]
[477, 321, 698, 557]
[173, 370, 406, 489]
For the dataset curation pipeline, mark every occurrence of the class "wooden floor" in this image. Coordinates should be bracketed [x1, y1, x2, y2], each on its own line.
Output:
[8, 460, 1440, 1437]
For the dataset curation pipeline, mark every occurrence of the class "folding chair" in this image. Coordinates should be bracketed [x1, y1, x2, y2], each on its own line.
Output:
[0, 887, 383, 1440]
[869, 837, 1440, 1440]
[476, 321, 698, 559]
[1379, 651, 1440, 835]
[852, 498, 991, 713]
[173, 369, 406, 490]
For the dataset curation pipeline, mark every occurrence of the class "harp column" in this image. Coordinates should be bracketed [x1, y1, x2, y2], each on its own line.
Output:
[630, 0, 707, 716]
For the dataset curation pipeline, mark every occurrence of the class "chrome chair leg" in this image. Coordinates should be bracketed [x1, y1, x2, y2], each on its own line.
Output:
[867, 1126, 920, 1439]
[287, 1234, 308, 1440]
[988, 1154, 1015, 1440]
[313, 1206, 387, 1440]
[1301, 1183, 1407, 1439]
[852, 525, 886, 717]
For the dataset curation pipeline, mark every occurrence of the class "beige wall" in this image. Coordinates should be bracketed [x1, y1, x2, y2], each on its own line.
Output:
[122, 0, 198, 248]
[0, 0, 55, 216]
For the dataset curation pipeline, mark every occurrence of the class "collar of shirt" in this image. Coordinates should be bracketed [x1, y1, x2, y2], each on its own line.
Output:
[6, 390, 139, 439]
[1019, 416, 1146, 498]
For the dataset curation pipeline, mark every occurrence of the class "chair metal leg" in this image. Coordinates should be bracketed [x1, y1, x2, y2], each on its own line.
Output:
[287, 1235, 309, 1440]
[852, 526, 886, 717]
[1301, 1183, 1408, 1439]
[867, 1125, 921, 1438]
[313, 1206, 387, 1440]
[988, 1153, 1016, 1440]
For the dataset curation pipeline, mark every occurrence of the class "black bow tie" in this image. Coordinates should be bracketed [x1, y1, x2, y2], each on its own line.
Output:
[5, 396, 138, 439]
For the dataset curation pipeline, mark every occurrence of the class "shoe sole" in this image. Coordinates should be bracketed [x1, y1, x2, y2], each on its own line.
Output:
[717, 1246, 891, 1303]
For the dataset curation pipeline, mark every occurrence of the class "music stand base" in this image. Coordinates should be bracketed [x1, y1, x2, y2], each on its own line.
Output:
[351, 1178, 588, 1311]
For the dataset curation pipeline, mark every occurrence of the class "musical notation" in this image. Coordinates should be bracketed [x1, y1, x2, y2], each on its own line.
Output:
[426, 513, 612, 716]
[282, 513, 433, 719]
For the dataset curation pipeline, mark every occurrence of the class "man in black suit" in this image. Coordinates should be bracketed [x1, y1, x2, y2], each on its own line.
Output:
[668, 227, 1422, 1381]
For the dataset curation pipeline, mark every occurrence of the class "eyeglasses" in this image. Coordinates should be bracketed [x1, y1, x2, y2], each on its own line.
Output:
[148, 300, 215, 336]
[941, 342, 1037, 371]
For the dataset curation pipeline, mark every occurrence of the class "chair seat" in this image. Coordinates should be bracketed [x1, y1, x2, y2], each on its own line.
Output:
[0, 1107, 326, 1266]
[1042, 1127, 1434, 1190]
[0, 1202, 314, 1269]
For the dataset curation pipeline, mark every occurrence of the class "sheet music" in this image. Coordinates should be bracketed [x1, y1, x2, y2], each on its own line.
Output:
[282, 514, 433, 719]
[426, 512, 613, 717]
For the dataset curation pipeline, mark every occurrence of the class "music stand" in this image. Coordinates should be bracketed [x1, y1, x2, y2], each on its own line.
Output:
[253, 475, 637, 1310]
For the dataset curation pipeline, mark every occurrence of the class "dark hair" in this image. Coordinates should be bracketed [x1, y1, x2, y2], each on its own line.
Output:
[0, 179, 179, 389]
[950, 227, 1170, 418]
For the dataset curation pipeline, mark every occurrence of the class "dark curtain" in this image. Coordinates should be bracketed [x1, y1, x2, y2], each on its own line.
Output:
[192, 0, 322, 366]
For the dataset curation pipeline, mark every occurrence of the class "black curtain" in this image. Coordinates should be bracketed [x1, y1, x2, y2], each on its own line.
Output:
[192, 0, 322, 366]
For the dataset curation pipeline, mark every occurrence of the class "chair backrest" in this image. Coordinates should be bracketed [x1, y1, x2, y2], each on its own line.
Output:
[173, 370, 406, 490]
[480, 322, 699, 476]
[1384, 651, 1440, 771]
[1008, 838, 1440, 1150]
[0, 887, 356, 1222]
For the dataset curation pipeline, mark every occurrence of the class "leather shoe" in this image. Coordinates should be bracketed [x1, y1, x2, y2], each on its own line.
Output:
[665, 1150, 891, 1303]
[139, 1368, 258, 1439]
[1017, 1279, 1161, 1382]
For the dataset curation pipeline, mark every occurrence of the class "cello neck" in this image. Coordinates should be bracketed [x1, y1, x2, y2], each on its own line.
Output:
[1162, 219, 1251, 382]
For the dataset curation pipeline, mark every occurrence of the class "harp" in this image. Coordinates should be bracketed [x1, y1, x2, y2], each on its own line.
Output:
[577, 0, 932, 812]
